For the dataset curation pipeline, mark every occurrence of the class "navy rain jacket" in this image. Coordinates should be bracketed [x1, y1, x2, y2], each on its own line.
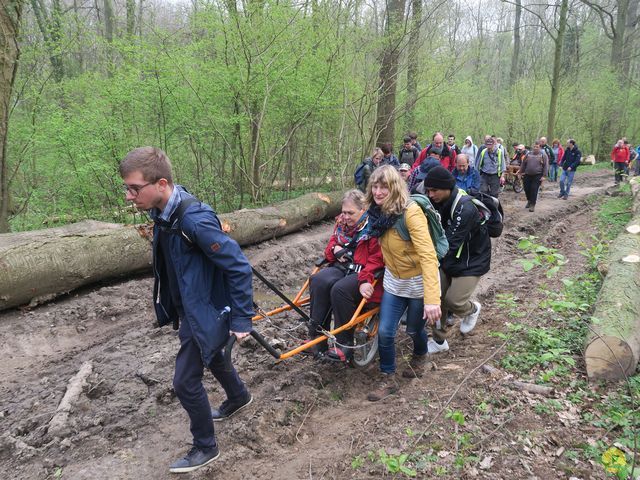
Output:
[152, 192, 254, 365]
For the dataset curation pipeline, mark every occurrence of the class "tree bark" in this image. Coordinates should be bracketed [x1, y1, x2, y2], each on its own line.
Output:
[126, 0, 136, 37]
[404, 0, 421, 131]
[508, 0, 521, 88]
[374, 0, 405, 146]
[546, 0, 568, 140]
[584, 185, 640, 381]
[0, 191, 343, 311]
[0, 0, 24, 233]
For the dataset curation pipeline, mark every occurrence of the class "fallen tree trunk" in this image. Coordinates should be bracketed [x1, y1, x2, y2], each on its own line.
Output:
[0, 191, 343, 311]
[584, 181, 640, 381]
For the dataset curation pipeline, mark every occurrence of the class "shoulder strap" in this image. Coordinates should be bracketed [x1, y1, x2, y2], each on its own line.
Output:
[170, 196, 199, 244]
[450, 189, 468, 220]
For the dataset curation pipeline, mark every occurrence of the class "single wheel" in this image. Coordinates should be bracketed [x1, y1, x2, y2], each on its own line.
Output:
[350, 314, 379, 368]
[512, 176, 524, 193]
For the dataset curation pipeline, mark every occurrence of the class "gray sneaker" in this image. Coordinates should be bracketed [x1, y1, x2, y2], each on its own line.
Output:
[460, 302, 481, 334]
[170, 446, 220, 473]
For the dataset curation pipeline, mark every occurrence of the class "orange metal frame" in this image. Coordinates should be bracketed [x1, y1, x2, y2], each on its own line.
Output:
[251, 265, 379, 361]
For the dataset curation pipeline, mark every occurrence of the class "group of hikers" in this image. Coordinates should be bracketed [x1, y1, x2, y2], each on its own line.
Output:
[357, 132, 585, 213]
[119, 144, 493, 473]
[116, 132, 634, 473]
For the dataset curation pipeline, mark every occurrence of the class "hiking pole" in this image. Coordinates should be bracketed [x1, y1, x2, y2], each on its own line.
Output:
[251, 266, 311, 322]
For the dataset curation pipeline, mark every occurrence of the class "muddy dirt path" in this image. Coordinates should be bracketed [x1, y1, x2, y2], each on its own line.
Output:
[0, 170, 615, 479]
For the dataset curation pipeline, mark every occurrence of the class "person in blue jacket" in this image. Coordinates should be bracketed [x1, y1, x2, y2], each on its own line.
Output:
[558, 139, 582, 200]
[119, 147, 254, 474]
[451, 153, 480, 195]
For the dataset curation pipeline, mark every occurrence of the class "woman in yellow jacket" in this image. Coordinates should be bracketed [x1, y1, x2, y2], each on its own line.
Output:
[365, 165, 441, 402]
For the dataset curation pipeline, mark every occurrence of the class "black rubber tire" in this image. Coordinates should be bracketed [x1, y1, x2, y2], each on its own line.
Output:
[350, 314, 379, 368]
[513, 177, 524, 193]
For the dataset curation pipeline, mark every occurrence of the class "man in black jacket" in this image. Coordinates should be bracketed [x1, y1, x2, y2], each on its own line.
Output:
[423, 167, 491, 353]
[559, 139, 582, 200]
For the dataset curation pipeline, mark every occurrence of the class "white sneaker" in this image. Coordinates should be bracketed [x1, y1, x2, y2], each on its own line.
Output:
[427, 338, 449, 354]
[460, 302, 481, 334]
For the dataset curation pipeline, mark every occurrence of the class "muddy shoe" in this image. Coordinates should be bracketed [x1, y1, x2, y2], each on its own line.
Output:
[528, 205, 535, 212]
[367, 373, 399, 402]
[211, 393, 253, 422]
[401, 353, 427, 378]
[169, 445, 220, 473]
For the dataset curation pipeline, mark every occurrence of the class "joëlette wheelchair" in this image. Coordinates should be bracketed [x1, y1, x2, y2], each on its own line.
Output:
[243, 251, 382, 368]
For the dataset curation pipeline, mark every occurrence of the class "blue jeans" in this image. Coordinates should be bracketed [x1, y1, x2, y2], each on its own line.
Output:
[548, 163, 558, 181]
[559, 170, 575, 197]
[378, 291, 428, 374]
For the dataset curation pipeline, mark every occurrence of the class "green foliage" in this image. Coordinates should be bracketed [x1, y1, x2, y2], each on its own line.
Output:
[6, 0, 640, 231]
[377, 449, 417, 477]
[596, 195, 633, 240]
[445, 409, 465, 427]
[516, 236, 567, 278]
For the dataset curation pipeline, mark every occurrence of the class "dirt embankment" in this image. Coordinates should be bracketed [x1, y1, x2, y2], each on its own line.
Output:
[0, 170, 617, 479]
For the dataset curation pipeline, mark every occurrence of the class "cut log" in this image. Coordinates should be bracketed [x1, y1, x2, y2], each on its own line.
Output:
[584, 187, 640, 381]
[0, 191, 343, 311]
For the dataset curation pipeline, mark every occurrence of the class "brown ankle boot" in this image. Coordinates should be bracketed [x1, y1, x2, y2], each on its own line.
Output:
[401, 353, 427, 378]
[367, 373, 399, 402]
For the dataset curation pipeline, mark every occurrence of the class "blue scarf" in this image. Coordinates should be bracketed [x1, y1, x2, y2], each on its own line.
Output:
[367, 204, 401, 238]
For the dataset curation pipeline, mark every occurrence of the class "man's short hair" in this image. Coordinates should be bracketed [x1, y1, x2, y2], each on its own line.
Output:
[403, 136, 412, 144]
[408, 132, 418, 140]
[567, 139, 576, 146]
[448, 134, 455, 139]
[119, 147, 174, 184]
[380, 143, 392, 155]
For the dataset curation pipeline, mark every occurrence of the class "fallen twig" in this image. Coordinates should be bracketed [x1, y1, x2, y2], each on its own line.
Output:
[48, 361, 93, 438]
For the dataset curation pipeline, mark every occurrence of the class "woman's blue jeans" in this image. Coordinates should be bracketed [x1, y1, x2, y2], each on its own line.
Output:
[378, 291, 428, 374]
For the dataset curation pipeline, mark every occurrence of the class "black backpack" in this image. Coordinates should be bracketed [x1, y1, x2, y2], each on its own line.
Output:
[451, 189, 504, 238]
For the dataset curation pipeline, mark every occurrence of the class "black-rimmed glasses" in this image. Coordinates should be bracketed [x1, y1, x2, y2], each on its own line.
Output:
[122, 182, 153, 196]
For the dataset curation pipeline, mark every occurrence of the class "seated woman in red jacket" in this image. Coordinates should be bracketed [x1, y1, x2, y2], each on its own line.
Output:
[308, 189, 384, 362]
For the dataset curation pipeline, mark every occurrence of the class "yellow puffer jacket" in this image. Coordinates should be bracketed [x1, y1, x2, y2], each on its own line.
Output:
[378, 202, 441, 305]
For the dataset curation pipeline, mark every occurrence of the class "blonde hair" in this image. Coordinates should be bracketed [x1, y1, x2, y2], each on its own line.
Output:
[365, 165, 409, 215]
[371, 147, 383, 160]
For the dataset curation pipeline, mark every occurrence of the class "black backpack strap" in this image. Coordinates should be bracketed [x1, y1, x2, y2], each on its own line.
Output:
[170, 196, 199, 245]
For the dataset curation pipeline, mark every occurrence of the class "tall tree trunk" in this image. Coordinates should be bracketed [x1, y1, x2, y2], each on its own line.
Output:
[104, 0, 115, 43]
[29, 0, 64, 82]
[547, 0, 568, 140]
[374, 0, 405, 146]
[0, 0, 24, 233]
[404, 0, 421, 131]
[508, 0, 521, 88]
[506, 0, 521, 141]
[126, 0, 136, 37]
[611, 0, 629, 67]
[622, 0, 639, 80]
[103, 0, 115, 76]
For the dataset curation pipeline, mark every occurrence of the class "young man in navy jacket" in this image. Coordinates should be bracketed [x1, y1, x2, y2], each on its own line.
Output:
[120, 147, 254, 474]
